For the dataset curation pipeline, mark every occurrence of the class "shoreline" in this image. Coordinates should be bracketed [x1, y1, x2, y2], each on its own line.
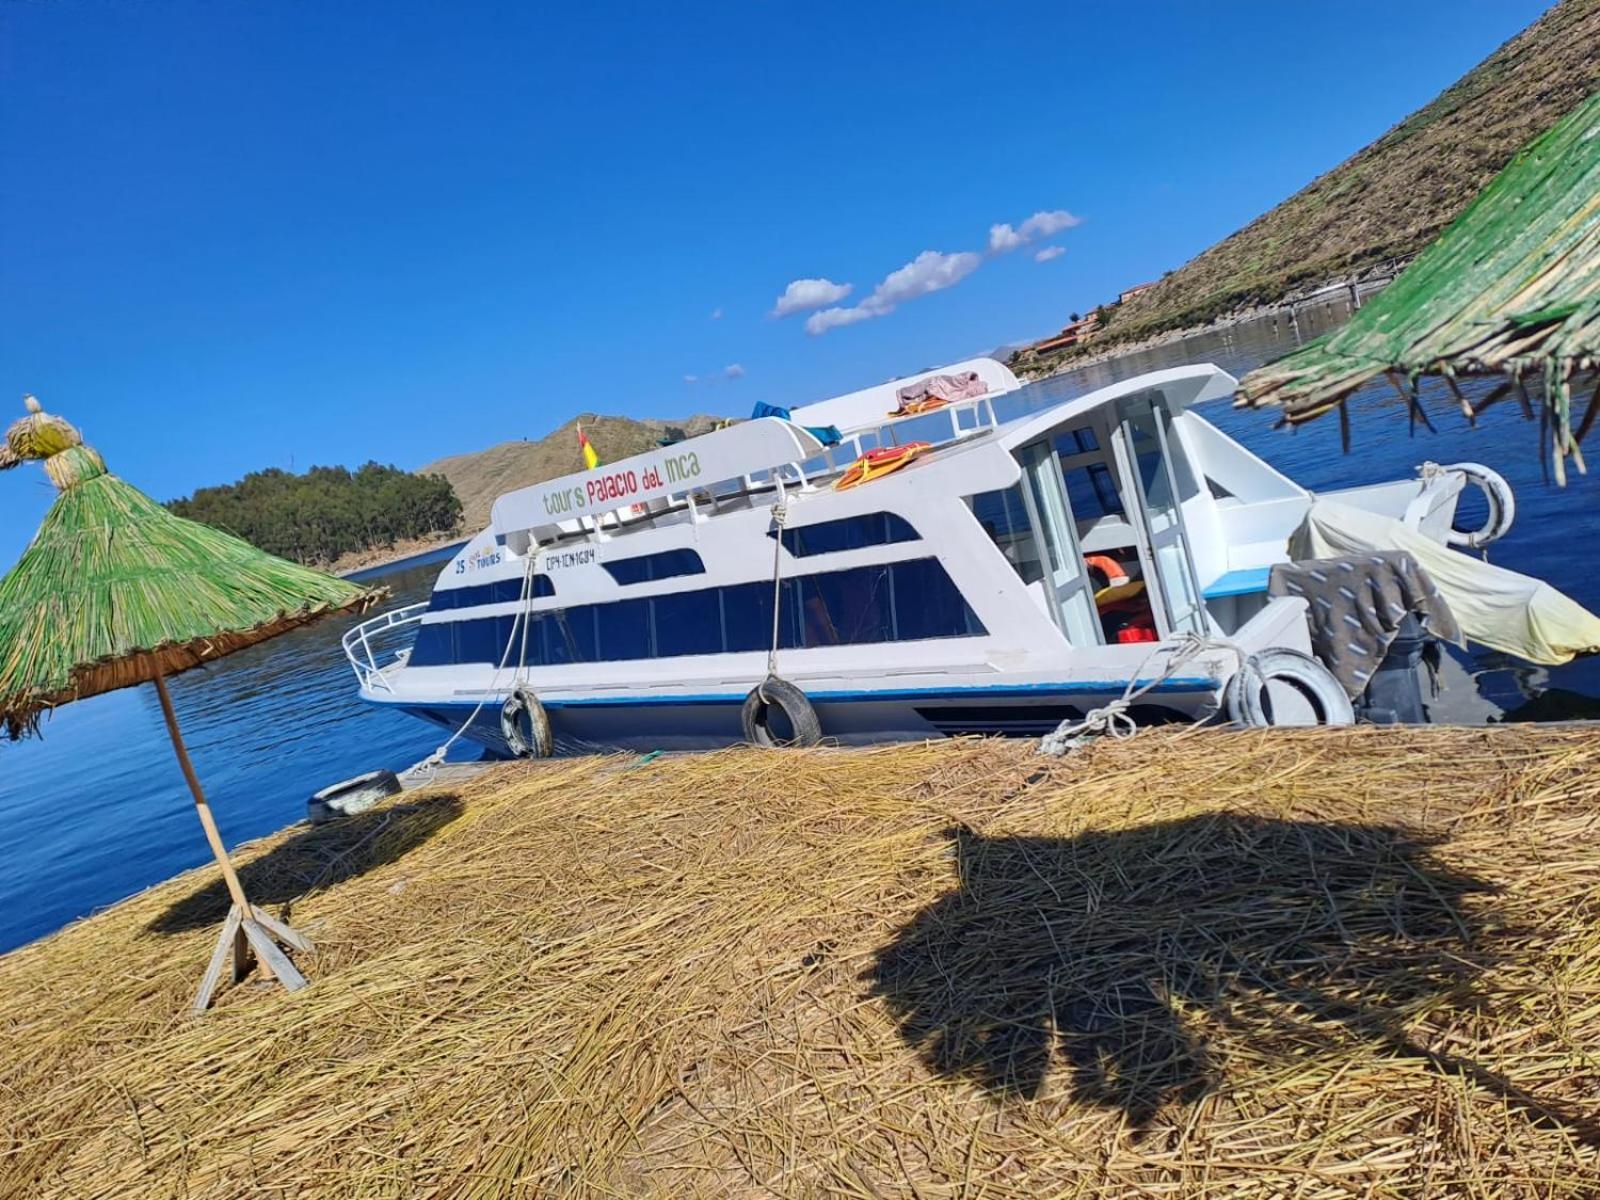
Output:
[328, 533, 465, 578]
[1017, 267, 1403, 381]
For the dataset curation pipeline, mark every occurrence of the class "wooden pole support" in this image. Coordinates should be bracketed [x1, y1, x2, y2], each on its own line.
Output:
[155, 671, 314, 1011]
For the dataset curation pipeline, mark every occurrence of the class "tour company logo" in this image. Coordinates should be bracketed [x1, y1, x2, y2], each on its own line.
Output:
[455, 547, 505, 575]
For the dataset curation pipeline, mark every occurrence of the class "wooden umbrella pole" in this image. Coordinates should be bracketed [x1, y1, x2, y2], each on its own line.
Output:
[152, 671, 253, 914]
[152, 671, 312, 1009]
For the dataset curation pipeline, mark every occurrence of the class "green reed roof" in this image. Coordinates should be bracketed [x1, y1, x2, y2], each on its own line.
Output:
[0, 398, 383, 740]
[1237, 88, 1600, 483]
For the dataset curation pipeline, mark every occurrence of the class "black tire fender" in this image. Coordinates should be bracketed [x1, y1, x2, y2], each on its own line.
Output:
[500, 685, 554, 759]
[1444, 462, 1515, 550]
[1224, 649, 1354, 728]
[741, 677, 822, 748]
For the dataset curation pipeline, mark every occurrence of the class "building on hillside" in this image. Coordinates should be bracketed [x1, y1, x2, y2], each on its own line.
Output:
[1023, 312, 1101, 358]
[1119, 281, 1158, 304]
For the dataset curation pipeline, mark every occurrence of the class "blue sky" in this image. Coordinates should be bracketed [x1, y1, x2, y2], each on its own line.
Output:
[1, 0, 1551, 559]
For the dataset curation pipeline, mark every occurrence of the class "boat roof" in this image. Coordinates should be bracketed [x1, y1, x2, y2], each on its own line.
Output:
[490, 417, 827, 538]
[996, 363, 1237, 449]
[486, 361, 1237, 544]
[788, 357, 1020, 434]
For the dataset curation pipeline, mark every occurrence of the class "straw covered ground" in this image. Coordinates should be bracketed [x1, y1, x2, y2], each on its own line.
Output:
[3, 726, 1599, 1198]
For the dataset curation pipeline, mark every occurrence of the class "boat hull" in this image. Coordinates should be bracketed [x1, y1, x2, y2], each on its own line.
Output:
[380, 679, 1221, 757]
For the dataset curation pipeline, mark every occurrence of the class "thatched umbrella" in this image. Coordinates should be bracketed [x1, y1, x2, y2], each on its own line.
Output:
[1237, 87, 1600, 484]
[0, 396, 383, 1011]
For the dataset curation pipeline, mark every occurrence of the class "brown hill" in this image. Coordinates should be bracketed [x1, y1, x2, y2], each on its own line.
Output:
[1020, 0, 1600, 371]
[420, 412, 723, 532]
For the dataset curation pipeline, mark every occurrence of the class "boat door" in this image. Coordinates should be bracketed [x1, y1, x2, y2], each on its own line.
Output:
[1016, 440, 1103, 646]
[1110, 392, 1209, 636]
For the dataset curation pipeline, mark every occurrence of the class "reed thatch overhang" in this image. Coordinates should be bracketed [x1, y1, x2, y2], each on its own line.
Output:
[0, 398, 384, 741]
[1236, 87, 1600, 484]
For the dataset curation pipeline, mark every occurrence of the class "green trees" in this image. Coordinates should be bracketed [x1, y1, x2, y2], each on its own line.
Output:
[167, 463, 462, 565]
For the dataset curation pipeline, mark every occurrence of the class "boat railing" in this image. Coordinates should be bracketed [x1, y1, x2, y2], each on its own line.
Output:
[341, 602, 427, 693]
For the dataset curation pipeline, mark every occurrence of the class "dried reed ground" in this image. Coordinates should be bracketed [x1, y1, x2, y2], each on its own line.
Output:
[2, 726, 1599, 1198]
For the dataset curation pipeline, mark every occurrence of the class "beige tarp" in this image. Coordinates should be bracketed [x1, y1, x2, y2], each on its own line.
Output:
[1289, 500, 1600, 666]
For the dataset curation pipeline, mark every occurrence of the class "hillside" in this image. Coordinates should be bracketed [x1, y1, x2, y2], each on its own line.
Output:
[421, 412, 723, 532]
[1022, 0, 1600, 370]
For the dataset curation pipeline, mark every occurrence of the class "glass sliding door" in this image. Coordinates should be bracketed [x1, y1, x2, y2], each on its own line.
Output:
[1111, 392, 1209, 636]
[1017, 440, 1102, 647]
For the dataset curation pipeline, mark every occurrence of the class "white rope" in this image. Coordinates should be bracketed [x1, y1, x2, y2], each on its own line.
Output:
[400, 550, 539, 785]
[1038, 632, 1245, 757]
[765, 499, 789, 681]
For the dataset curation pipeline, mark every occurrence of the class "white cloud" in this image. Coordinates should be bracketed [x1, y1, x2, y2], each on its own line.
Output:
[804, 250, 982, 335]
[805, 305, 879, 335]
[873, 249, 982, 308]
[989, 209, 1084, 256]
[724, 363, 745, 379]
[1020, 209, 1081, 239]
[771, 277, 853, 318]
[709, 307, 724, 320]
[1034, 245, 1065, 263]
[988, 223, 1024, 254]
[683, 374, 699, 385]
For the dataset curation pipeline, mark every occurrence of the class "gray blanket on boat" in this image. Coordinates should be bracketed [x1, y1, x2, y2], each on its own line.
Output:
[1268, 551, 1461, 699]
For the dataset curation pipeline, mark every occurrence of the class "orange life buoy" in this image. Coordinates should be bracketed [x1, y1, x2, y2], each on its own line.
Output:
[1084, 554, 1130, 588]
[834, 442, 932, 491]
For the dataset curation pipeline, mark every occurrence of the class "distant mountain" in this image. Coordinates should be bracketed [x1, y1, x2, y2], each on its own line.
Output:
[420, 412, 724, 533]
[1020, 0, 1600, 368]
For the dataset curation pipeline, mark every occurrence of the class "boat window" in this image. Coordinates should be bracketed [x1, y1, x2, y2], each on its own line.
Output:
[601, 548, 706, 585]
[772, 512, 920, 557]
[649, 590, 725, 656]
[1062, 461, 1125, 520]
[407, 557, 984, 667]
[595, 597, 652, 659]
[1055, 426, 1099, 455]
[427, 573, 555, 612]
[967, 486, 1044, 585]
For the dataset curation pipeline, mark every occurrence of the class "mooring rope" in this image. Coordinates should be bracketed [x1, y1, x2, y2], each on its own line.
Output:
[1037, 632, 1246, 757]
[764, 498, 789, 684]
[402, 549, 540, 784]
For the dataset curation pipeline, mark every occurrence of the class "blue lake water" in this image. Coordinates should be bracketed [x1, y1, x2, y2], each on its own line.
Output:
[2, 309, 1597, 954]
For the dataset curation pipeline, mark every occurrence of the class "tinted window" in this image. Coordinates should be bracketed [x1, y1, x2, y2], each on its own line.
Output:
[969, 486, 1044, 585]
[652, 590, 724, 657]
[777, 513, 919, 557]
[595, 598, 651, 660]
[797, 565, 893, 645]
[1063, 461, 1124, 519]
[602, 549, 706, 585]
[429, 574, 554, 611]
[892, 558, 986, 639]
[1053, 426, 1099, 455]
[407, 557, 983, 668]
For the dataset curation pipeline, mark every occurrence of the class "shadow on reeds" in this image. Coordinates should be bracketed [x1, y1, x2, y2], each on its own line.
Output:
[866, 816, 1590, 1135]
[147, 793, 464, 934]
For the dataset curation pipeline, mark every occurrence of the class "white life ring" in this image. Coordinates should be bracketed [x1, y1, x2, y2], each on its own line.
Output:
[500, 685, 554, 759]
[1444, 462, 1515, 551]
[1224, 650, 1354, 728]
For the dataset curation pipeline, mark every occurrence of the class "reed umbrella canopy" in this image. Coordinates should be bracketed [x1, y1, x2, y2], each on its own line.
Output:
[1237, 87, 1600, 483]
[0, 395, 383, 1009]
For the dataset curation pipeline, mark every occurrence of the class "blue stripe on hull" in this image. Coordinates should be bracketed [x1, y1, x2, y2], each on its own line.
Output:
[373, 676, 1215, 712]
[379, 678, 1218, 757]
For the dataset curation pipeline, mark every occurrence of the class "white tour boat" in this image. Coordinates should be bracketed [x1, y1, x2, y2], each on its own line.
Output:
[341, 359, 1544, 756]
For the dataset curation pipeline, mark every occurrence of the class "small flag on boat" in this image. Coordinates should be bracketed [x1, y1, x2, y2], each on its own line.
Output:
[577, 422, 600, 470]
